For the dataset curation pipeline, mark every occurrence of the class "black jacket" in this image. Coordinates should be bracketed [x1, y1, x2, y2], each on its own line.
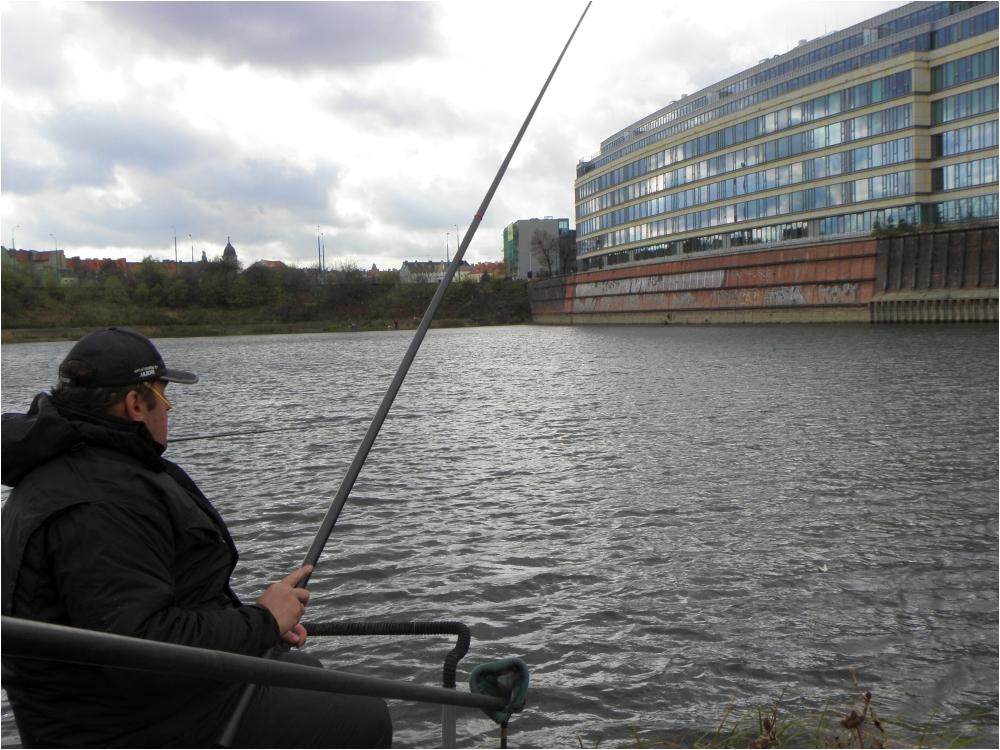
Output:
[1, 394, 280, 747]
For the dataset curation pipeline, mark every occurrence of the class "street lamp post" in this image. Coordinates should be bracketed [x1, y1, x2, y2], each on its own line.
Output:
[170, 227, 179, 276]
[48, 233, 59, 283]
[11, 224, 20, 252]
[189, 234, 194, 263]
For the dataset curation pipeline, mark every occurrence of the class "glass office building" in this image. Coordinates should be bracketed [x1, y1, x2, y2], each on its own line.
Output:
[574, 1, 999, 272]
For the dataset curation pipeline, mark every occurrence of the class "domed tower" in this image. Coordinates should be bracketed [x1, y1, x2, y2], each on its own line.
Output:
[221, 236, 238, 269]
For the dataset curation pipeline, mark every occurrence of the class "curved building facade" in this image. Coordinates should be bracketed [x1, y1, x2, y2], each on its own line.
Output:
[573, 1, 998, 273]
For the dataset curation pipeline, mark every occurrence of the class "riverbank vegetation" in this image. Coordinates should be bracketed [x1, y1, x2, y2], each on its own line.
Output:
[1, 257, 531, 341]
[585, 678, 992, 749]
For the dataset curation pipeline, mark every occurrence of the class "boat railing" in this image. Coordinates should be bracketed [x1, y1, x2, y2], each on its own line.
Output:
[304, 619, 471, 747]
[1, 616, 516, 749]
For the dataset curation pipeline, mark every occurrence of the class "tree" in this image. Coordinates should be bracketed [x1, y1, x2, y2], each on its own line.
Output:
[134, 257, 169, 305]
[530, 230, 560, 278]
[103, 276, 129, 307]
[99, 259, 126, 283]
[1, 260, 38, 314]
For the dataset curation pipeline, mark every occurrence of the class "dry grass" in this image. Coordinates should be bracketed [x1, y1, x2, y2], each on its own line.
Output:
[577, 673, 993, 749]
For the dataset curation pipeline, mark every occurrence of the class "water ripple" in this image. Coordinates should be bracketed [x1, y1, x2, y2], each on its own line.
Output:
[2, 325, 997, 748]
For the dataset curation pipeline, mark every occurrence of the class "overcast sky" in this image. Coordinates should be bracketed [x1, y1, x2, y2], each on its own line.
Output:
[1, 0, 907, 270]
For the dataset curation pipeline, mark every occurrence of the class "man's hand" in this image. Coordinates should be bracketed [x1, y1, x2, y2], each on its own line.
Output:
[256, 565, 313, 645]
[282, 623, 308, 647]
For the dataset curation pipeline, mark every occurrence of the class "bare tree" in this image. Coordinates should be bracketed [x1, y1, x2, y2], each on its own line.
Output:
[530, 230, 560, 278]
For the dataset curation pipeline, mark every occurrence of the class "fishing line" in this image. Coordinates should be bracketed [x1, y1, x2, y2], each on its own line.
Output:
[219, 4, 591, 744]
[300, 0, 592, 577]
[167, 426, 304, 443]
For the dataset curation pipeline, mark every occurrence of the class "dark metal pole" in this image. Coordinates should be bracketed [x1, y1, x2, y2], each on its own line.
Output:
[302, 0, 591, 575]
[220, 4, 590, 743]
[2, 617, 505, 712]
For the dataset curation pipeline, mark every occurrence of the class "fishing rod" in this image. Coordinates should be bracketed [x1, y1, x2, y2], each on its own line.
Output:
[300, 0, 591, 577]
[219, 3, 591, 745]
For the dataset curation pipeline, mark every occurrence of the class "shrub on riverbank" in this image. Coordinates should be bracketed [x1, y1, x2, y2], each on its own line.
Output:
[2, 257, 531, 339]
[598, 681, 992, 749]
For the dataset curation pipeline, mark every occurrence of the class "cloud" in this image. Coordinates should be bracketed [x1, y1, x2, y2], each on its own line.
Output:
[93, 1, 440, 71]
[321, 85, 469, 138]
[2, 0, 912, 269]
[0, 5, 77, 92]
[192, 159, 339, 217]
[0, 156, 52, 194]
[40, 107, 216, 188]
[373, 182, 472, 232]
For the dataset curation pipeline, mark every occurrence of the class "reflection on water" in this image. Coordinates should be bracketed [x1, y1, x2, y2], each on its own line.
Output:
[2, 324, 998, 747]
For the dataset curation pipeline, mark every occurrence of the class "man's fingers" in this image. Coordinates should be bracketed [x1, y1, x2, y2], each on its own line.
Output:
[281, 564, 314, 588]
[281, 623, 308, 647]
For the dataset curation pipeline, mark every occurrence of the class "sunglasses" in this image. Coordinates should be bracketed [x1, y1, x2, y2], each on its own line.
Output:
[143, 381, 173, 411]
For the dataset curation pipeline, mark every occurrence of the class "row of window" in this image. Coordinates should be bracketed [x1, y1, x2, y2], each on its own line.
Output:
[932, 83, 998, 124]
[600, 96, 708, 157]
[603, 250, 631, 266]
[879, 2, 983, 39]
[930, 9, 1000, 56]
[579, 103, 921, 218]
[932, 193, 999, 222]
[817, 204, 924, 236]
[578, 72, 912, 193]
[581, 8, 997, 173]
[627, 95, 710, 142]
[932, 155, 999, 190]
[578, 105, 913, 236]
[581, 171, 914, 254]
[632, 241, 680, 262]
[582, 132, 914, 225]
[580, 136, 913, 234]
[580, 204, 931, 268]
[580, 195, 998, 269]
[934, 120, 998, 156]
[580, 70, 997, 226]
[719, 3, 980, 100]
[738, 171, 913, 222]
[931, 47, 999, 90]
[578, 73, 911, 202]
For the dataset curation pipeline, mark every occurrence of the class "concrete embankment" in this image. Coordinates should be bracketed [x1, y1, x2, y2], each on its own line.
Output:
[531, 224, 997, 325]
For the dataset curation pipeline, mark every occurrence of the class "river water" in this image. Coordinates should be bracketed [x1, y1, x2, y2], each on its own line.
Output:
[2, 324, 997, 748]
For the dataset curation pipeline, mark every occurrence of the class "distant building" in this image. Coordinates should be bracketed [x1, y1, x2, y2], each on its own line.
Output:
[503, 218, 575, 279]
[222, 237, 239, 268]
[4, 248, 75, 285]
[399, 259, 470, 283]
[64, 257, 128, 277]
[574, 1, 999, 272]
[466, 261, 506, 282]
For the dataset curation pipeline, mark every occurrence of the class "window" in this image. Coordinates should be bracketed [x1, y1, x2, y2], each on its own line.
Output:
[931, 47, 999, 90]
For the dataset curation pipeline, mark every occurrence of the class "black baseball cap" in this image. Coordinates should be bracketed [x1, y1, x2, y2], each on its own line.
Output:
[58, 327, 199, 388]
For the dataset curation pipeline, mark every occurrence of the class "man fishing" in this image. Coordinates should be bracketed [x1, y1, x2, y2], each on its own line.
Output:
[1, 326, 393, 748]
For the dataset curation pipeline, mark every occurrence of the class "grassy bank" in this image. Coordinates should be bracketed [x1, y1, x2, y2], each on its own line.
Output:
[583, 679, 995, 749]
[2, 271, 533, 342]
[1, 316, 509, 344]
